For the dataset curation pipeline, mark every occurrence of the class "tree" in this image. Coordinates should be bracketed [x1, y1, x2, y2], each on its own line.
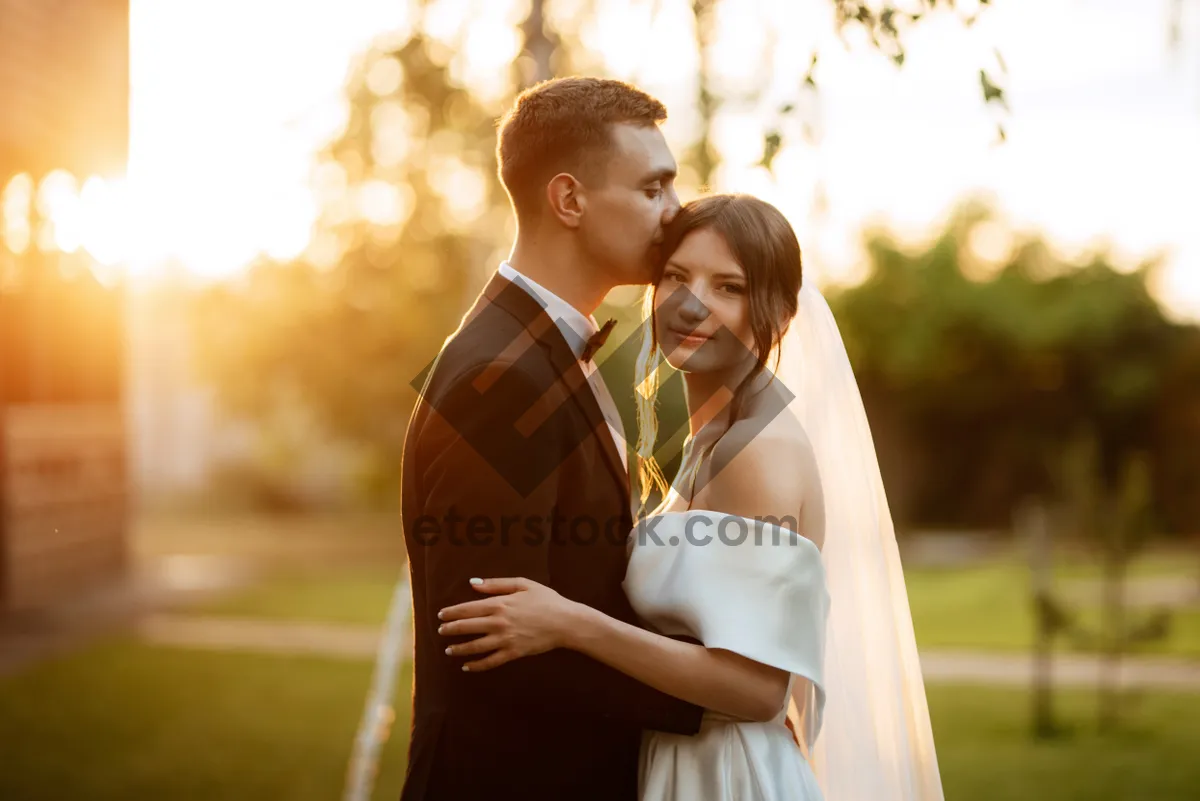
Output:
[680, 0, 1010, 177]
[514, 0, 558, 87]
[192, 0, 1017, 504]
[193, 23, 513, 502]
[830, 202, 1200, 532]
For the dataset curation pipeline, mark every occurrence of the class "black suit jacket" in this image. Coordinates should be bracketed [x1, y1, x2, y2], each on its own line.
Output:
[399, 272, 704, 801]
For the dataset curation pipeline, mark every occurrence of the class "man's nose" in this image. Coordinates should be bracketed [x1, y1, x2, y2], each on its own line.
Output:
[662, 186, 682, 225]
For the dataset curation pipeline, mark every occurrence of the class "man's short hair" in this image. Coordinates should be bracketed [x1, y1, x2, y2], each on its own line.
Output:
[496, 77, 667, 222]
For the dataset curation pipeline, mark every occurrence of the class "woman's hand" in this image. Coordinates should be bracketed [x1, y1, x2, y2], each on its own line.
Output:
[437, 577, 582, 673]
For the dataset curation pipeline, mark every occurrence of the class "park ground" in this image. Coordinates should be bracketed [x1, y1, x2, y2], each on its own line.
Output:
[1, 511, 1198, 801]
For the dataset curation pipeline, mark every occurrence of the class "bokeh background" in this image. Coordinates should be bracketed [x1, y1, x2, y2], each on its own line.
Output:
[2, 1, 1199, 799]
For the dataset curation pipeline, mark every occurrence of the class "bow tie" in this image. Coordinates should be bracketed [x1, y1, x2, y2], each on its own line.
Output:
[580, 318, 617, 362]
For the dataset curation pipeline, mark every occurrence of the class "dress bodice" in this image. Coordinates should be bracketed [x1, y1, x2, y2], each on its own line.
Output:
[625, 509, 831, 800]
[623, 509, 829, 746]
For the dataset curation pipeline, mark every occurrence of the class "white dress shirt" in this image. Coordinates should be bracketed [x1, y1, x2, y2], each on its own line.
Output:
[497, 261, 628, 471]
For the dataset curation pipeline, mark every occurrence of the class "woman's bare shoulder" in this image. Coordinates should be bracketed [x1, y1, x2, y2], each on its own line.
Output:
[693, 412, 820, 539]
[712, 407, 814, 472]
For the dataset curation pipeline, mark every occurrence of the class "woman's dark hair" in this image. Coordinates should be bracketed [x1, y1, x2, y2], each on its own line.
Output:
[634, 194, 803, 509]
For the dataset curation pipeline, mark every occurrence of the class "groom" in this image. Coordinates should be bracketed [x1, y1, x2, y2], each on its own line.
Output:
[399, 78, 704, 801]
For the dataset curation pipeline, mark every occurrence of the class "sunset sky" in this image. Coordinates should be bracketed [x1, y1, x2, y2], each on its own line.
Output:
[107, 0, 1200, 319]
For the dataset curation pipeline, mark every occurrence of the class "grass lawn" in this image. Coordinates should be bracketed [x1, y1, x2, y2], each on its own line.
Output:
[1, 639, 1198, 801]
[133, 511, 406, 569]
[0, 640, 412, 801]
[193, 555, 1200, 657]
[929, 685, 1200, 801]
[906, 558, 1200, 657]
[141, 510, 1200, 655]
[197, 569, 404, 626]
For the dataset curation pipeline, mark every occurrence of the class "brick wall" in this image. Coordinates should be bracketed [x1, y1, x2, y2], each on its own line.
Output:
[0, 405, 126, 611]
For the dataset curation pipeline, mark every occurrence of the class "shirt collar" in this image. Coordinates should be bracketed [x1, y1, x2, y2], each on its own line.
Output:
[498, 261, 599, 360]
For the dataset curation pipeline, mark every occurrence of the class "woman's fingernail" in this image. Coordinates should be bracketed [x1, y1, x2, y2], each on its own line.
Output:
[469, 577, 483, 586]
[462, 665, 470, 672]
[437, 625, 445, 634]
[444, 647, 453, 656]
[437, 611, 444, 620]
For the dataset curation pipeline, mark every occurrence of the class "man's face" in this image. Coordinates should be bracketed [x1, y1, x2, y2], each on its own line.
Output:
[579, 122, 680, 285]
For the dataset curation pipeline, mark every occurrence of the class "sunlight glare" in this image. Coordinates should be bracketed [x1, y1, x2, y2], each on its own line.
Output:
[264, 192, 320, 263]
[306, 230, 346, 271]
[120, 0, 413, 280]
[370, 100, 412, 168]
[78, 177, 129, 267]
[37, 0, 1184, 322]
[2, 174, 34, 255]
[458, 13, 522, 104]
[366, 56, 403, 97]
[423, 0, 473, 45]
[963, 220, 1015, 282]
[36, 171, 81, 254]
[359, 180, 412, 228]
[430, 155, 488, 222]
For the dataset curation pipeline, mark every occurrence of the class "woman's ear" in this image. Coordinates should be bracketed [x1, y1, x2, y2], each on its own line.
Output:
[546, 173, 585, 228]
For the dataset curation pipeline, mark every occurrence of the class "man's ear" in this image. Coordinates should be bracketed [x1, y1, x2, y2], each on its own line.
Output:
[546, 173, 585, 229]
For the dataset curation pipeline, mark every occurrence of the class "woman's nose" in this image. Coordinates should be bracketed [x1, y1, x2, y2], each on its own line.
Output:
[676, 285, 711, 324]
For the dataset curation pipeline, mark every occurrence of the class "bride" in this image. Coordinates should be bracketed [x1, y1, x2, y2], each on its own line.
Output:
[434, 194, 943, 800]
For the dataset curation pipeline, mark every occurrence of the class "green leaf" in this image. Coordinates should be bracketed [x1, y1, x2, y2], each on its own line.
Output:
[759, 130, 783, 171]
[980, 69, 1006, 106]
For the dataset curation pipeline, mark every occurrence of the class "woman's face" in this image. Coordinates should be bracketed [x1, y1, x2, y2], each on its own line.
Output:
[653, 227, 756, 373]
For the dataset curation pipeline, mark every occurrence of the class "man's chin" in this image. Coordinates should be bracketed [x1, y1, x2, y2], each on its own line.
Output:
[606, 250, 660, 286]
[610, 263, 656, 287]
[638, 251, 661, 283]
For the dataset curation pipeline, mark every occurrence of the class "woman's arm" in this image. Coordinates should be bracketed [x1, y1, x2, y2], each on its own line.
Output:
[437, 577, 790, 723]
[437, 430, 817, 724]
[567, 593, 791, 722]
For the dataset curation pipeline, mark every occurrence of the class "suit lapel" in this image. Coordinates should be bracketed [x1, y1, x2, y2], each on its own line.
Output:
[542, 326, 632, 507]
[480, 273, 631, 508]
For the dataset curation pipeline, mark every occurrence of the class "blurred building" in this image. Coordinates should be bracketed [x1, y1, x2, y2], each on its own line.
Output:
[126, 273, 258, 503]
[0, 0, 129, 612]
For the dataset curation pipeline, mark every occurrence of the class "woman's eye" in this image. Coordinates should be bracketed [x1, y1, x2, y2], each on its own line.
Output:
[721, 284, 745, 294]
[645, 185, 663, 198]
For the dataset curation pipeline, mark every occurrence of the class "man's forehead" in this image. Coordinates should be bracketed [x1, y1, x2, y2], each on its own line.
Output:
[608, 122, 676, 176]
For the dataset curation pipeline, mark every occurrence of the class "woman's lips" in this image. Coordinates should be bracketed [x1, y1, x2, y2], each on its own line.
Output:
[667, 327, 711, 348]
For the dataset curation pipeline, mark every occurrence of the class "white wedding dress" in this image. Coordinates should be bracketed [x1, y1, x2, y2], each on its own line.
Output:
[623, 492, 829, 801]
[612, 285, 942, 801]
